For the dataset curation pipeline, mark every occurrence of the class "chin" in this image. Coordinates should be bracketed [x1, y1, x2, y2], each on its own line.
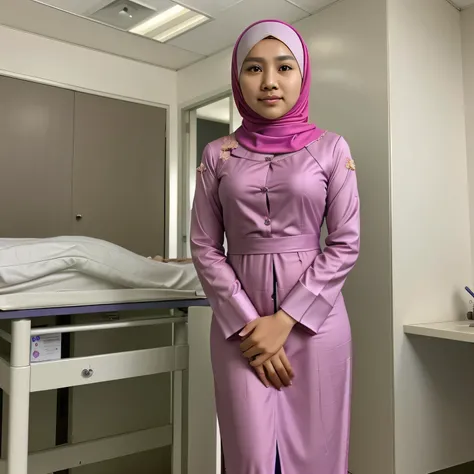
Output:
[255, 107, 287, 120]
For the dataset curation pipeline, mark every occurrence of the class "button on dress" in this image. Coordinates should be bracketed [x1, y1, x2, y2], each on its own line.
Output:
[190, 131, 360, 474]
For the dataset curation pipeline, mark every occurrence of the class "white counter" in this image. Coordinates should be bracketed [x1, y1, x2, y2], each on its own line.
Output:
[404, 320, 474, 343]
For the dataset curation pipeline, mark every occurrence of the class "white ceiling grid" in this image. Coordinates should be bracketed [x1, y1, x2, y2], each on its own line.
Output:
[36, 0, 319, 60]
[168, 0, 310, 55]
[451, 0, 474, 8]
[175, 0, 244, 16]
[36, 0, 107, 15]
[286, 0, 343, 14]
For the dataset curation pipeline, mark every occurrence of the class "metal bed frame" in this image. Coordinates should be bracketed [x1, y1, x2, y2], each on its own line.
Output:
[0, 297, 217, 474]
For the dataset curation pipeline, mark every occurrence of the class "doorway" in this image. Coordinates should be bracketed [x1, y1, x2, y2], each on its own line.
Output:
[181, 95, 241, 258]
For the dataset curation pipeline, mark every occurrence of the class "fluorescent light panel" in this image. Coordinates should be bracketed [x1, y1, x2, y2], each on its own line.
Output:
[129, 4, 208, 42]
[153, 13, 207, 42]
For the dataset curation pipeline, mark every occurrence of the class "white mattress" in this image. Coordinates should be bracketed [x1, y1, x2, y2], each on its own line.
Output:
[0, 236, 205, 310]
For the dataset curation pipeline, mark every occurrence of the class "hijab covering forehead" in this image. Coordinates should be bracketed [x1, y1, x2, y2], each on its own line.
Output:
[232, 19, 325, 154]
[236, 21, 305, 77]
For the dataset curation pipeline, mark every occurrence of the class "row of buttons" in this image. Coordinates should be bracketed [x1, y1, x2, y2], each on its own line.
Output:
[264, 158, 272, 226]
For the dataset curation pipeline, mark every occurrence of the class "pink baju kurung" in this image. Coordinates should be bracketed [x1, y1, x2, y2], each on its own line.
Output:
[190, 130, 360, 474]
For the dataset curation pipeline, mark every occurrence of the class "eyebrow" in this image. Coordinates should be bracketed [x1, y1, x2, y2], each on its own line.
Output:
[243, 55, 296, 63]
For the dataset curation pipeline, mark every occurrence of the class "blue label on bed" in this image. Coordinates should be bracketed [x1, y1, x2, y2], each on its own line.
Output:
[30, 334, 62, 363]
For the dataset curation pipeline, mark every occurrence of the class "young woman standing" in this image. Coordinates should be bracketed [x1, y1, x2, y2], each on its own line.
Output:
[191, 19, 360, 474]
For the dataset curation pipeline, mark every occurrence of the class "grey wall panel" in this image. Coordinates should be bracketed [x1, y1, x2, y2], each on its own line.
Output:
[72, 92, 166, 256]
[0, 75, 74, 237]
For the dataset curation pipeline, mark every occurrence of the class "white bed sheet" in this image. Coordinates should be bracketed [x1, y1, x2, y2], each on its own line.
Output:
[0, 236, 205, 310]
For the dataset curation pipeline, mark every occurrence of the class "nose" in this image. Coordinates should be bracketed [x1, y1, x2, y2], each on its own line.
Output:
[261, 71, 278, 91]
[262, 82, 278, 91]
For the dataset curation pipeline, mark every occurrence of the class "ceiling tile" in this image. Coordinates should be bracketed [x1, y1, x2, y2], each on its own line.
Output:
[133, 0, 178, 13]
[167, 0, 309, 56]
[90, 0, 156, 30]
[284, 0, 338, 14]
[452, 0, 474, 8]
[173, 0, 244, 16]
[36, 0, 112, 16]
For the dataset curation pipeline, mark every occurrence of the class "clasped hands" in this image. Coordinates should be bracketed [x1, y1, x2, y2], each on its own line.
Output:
[239, 310, 296, 390]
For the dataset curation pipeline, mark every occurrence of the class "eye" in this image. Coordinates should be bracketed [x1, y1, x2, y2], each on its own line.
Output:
[280, 65, 293, 72]
[246, 65, 262, 73]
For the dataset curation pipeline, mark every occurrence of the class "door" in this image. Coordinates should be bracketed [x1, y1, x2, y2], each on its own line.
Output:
[0, 75, 74, 237]
[72, 92, 166, 256]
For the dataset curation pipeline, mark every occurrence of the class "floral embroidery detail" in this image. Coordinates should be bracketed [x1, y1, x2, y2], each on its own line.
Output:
[345, 158, 356, 171]
[197, 162, 207, 173]
[219, 135, 239, 161]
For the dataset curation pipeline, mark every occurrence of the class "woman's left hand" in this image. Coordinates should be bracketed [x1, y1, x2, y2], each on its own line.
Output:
[239, 310, 296, 366]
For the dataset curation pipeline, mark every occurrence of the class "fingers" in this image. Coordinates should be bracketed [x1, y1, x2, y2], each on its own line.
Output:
[263, 360, 284, 390]
[254, 365, 270, 388]
[239, 320, 258, 338]
[252, 350, 295, 389]
[249, 351, 273, 367]
[278, 349, 295, 380]
[242, 346, 261, 359]
[271, 356, 292, 387]
[239, 337, 256, 353]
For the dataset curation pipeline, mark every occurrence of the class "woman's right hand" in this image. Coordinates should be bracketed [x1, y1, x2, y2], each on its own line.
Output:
[253, 348, 294, 390]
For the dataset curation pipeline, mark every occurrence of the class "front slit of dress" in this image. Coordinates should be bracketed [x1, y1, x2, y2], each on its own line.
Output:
[265, 159, 282, 474]
[266, 159, 282, 474]
[272, 261, 282, 474]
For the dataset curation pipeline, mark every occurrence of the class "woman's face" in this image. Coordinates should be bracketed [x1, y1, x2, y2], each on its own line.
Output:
[239, 38, 302, 120]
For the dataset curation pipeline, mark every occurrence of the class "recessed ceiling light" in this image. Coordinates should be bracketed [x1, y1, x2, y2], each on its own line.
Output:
[153, 13, 208, 42]
[129, 4, 209, 42]
[129, 5, 188, 36]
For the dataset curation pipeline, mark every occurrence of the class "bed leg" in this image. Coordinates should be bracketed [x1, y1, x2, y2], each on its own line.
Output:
[7, 319, 31, 474]
[171, 320, 187, 474]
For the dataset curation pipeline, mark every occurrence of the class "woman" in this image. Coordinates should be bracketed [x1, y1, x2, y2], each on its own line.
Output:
[190, 19, 360, 474]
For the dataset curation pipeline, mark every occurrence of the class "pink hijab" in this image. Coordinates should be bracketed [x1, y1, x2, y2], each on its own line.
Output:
[232, 19, 325, 154]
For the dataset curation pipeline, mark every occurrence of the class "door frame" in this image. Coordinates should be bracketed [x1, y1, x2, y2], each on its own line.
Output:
[178, 91, 244, 258]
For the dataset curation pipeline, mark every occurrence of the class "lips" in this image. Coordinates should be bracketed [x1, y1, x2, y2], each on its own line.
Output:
[260, 96, 282, 104]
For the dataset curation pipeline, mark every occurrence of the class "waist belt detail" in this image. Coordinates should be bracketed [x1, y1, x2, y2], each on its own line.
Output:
[227, 234, 320, 255]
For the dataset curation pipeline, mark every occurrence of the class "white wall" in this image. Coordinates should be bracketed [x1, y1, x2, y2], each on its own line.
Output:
[463, 7, 474, 273]
[298, 2, 393, 473]
[0, 24, 180, 257]
[178, 1, 394, 473]
[389, 1, 474, 473]
[178, 48, 232, 108]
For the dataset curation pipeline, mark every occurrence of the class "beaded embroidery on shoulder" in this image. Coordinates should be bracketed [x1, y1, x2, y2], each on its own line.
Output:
[196, 162, 207, 173]
[345, 158, 356, 171]
[219, 134, 239, 161]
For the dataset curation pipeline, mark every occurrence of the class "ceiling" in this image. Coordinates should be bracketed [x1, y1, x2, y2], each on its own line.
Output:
[452, 0, 474, 8]
[18, 0, 474, 70]
[31, 0, 337, 68]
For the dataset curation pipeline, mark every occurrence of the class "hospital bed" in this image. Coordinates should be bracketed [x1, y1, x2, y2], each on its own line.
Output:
[0, 237, 219, 474]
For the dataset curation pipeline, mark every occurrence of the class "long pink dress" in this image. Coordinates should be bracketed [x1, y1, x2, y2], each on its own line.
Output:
[190, 131, 360, 474]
